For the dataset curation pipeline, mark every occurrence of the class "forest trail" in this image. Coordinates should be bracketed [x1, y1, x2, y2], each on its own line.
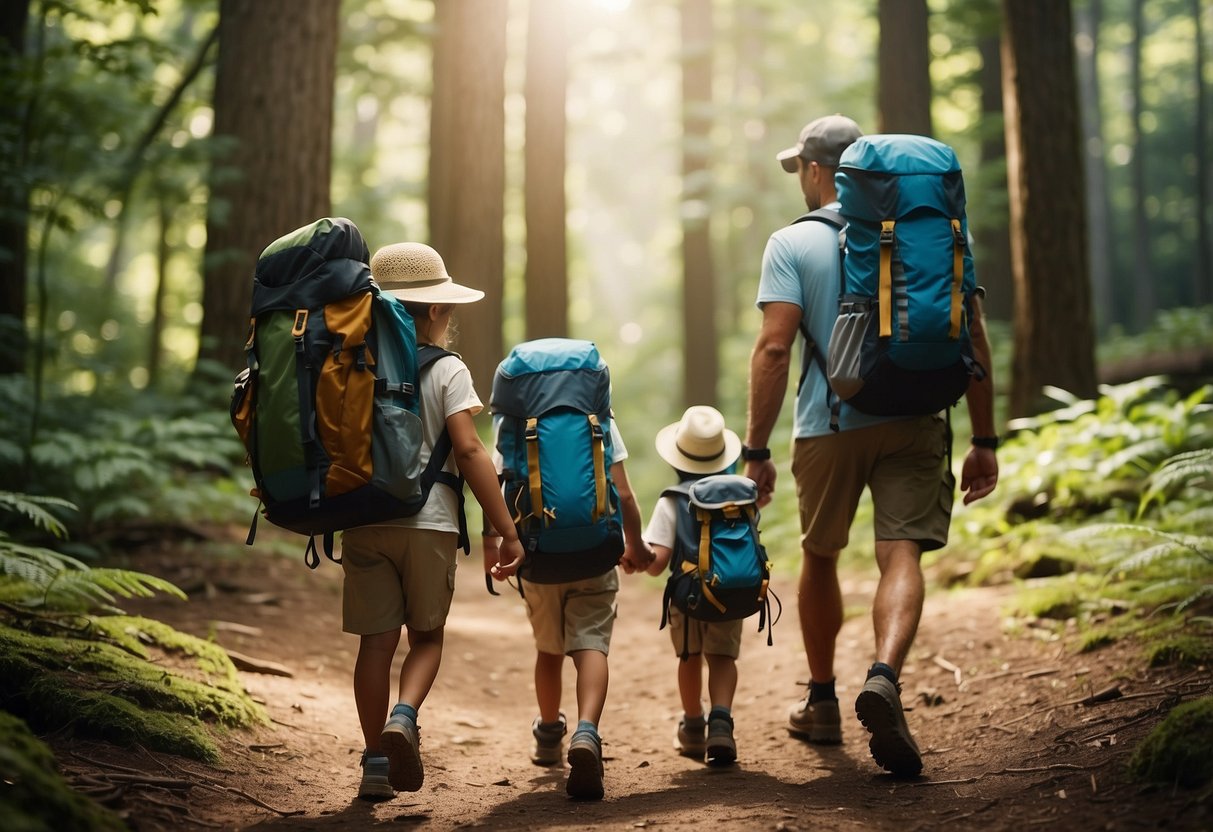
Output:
[81, 540, 1210, 831]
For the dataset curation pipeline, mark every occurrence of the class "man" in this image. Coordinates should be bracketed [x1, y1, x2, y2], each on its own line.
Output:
[742, 114, 999, 777]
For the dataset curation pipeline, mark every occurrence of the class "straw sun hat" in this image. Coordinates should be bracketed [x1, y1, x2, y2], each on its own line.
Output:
[370, 242, 485, 304]
[654, 406, 742, 475]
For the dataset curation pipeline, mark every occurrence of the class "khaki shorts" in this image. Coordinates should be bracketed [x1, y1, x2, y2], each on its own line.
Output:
[791, 414, 955, 554]
[340, 526, 459, 635]
[666, 607, 743, 658]
[521, 569, 619, 656]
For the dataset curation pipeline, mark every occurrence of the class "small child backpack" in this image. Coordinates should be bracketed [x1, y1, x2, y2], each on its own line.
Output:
[660, 474, 776, 657]
[230, 217, 466, 567]
[490, 338, 624, 584]
[797, 134, 984, 424]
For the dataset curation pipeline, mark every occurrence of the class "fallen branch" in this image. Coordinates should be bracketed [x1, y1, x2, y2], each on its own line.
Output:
[193, 781, 304, 817]
[932, 655, 963, 686]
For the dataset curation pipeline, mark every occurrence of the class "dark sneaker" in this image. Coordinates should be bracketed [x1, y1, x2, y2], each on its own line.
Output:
[566, 730, 604, 800]
[787, 695, 842, 744]
[854, 675, 923, 777]
[675, 715, 707, 759]
[380, 713, 424, 791]
[531, 713, 567, 767]
[357, 753, 393, 800]
[705, 716, 736, 767]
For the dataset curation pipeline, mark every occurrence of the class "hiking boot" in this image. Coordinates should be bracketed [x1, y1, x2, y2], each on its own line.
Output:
[705, 715, 737, 767]
[787, 695, 842, 744]
[674, 715, 707, 759]
[531, 713, 567, 767]
[380, 713, 424, 792]
[357, 752, 393, 800]
[566, 729, 604, 800]
[854, 675, 923, 777]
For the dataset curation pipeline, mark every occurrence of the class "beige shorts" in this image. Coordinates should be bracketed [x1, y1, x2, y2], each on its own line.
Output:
[791, 414, 955, 554]
[521, 569, 619, 656]
[666, 607, 743, 659]
[340, 526, 459, 635]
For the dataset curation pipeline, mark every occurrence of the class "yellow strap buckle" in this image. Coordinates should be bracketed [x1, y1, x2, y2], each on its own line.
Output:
[291, 309, 308, 338]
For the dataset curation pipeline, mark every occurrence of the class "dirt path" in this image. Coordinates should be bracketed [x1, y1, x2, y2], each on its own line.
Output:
[87, 543, 1210, 831]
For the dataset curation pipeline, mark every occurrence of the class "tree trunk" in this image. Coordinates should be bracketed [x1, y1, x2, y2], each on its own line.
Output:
[975, 23, 1014, 321]
[1002, 0, 1098, 417]
[0, 0, 30, 375]
[198, 0, 340, 373]
[1075, 0, 1114, 331]
[680, 0, 717, 408]
[148, 196, 172, 388]
[877, 0, 933, 136]
[1129, 0, 1154, 330]
[1195, 0, 1211, 306]
[523, 0, 568, 340]
[428, 0, 507, 396]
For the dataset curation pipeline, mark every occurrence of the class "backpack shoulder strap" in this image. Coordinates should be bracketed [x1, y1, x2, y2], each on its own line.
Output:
[792, 206, 845, 231]
[789, 210, 846, 431]
[415, 345, 469, 554]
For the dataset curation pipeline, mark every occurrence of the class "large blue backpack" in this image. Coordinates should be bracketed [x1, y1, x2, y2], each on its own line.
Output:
[798, 135, 983, 421]
[491, 338, 624, 584]
[660, 475, 776, 658]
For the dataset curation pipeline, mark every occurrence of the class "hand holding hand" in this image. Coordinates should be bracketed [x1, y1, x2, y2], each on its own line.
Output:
[491, 537, 525, 580]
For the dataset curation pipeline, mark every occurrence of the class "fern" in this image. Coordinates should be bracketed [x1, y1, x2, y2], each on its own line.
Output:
[0, 492, 75, 537]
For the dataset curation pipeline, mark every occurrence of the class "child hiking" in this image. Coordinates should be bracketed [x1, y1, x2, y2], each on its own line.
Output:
[640, 406, 746, 766]
[342, 242, 524, 801]
[484, 338, 653, 800]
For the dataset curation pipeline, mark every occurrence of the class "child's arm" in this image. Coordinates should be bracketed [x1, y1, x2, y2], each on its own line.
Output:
[446, 409, 524, 579]
[611, 461, 654, 573]
[646, 544, 672, 576]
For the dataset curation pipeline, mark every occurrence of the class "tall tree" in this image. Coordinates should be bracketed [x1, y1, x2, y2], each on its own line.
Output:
[0, 1, 30, 375]
[680, 0, 717, 407]
[523, 0, 568, 340]
[1195, 0, 1211, 306]
[1128, 0, 1155, 330]
[974, 2, 1013, 321]
[1002, 0, 1097, 416]
[428, 0, 507, 395]
[877, 0, 933, 136]
[1075, 0, 1114, 330]
[198, 0, 340, 372]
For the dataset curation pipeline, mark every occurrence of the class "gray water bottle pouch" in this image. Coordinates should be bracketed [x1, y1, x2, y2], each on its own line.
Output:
[826, 295, 874, 400]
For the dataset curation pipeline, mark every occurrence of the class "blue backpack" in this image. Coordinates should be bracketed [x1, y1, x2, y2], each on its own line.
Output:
[660, 475, 776, 657]
[797, 134, 983, 423]
[491, 338, 624, 584]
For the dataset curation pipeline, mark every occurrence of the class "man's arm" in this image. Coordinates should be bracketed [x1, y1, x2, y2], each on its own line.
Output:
[612, 461, 654, 573]
[744, 301, 801, 506]
[960, 293, 999, 504]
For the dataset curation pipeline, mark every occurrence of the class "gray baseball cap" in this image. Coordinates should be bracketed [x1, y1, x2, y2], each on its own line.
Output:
[777, 114, 863, 172]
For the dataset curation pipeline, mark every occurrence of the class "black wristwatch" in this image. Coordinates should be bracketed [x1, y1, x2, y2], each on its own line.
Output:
[971, 435, 1000, 450]
[741, 445, 771, 461]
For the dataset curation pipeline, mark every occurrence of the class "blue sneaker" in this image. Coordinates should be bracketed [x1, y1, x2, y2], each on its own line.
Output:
[566, 729, 604, 800]
[380, 713, 424, 791]
[358, 752, 393, 800]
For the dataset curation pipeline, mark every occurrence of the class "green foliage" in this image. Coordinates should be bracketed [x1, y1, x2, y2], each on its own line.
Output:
[1129, 697, 1213, 788]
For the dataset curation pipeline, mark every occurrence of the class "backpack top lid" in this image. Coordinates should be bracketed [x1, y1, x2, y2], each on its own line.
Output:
[838, 134, 961, 176]
[251, 217, 374, 315]
[490, 338, 611, 419]
[835, 135, 967, 224]
[687, 474, 759, 511]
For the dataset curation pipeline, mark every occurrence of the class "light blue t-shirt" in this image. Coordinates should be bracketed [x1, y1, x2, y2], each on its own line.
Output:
[755, 202, 899, 438]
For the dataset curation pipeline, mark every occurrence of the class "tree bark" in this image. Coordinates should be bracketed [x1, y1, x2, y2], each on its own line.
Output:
[1002, 0, 1098, 417]
[1195, 0, 1211, 306]
[428, 0, 507, 396]
[877, 0, 933, 136]
[975, 22, 1014, 321]
[1129, 0, 1155, 330]
[198, 0, 340, 373]
[523, 0, 568, 340]
[680, 0, 717, 408]
[0, 0, 30, 375]
[1075, 0, 1114, 331]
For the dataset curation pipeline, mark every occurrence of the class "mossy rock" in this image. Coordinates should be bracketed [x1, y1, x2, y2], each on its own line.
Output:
[0, 709, 126, 832]
[1129, 696, 1213, 788]
[0, 618, 266, 763]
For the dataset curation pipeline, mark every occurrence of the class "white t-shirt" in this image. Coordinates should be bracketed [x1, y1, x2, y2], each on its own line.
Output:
[642, 494, 678, 550]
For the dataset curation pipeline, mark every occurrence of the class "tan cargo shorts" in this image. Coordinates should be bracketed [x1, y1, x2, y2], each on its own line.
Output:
[666, 607, 743, 658]
[340, 526, 459, 635]
[521, 568, 619, 656]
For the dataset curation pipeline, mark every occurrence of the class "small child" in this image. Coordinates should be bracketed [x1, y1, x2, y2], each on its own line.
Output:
[642, 406, 744, 766]
[485, 408, 652, 800]
[343, 243, 524, 800]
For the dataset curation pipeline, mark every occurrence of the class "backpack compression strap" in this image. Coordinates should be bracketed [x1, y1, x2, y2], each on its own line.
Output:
[589, 415, 608, 521]
[950, 218, 965, 339]
[693, 503, 751, 615]
[522, 413, 609, 526]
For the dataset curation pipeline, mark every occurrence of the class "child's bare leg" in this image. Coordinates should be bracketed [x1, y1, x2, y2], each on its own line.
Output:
[570, 648, 608, 726]
[354, 629, 401, 752]
[535, 650, 564, 723]
[705, 654, 737, 711]
[677, 655, 704, 716]
[396, 626, 444, 709]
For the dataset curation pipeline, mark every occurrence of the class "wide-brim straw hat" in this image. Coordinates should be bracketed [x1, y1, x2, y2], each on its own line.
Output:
[655, 405, 741, 475]
[370, 242, 485, 304]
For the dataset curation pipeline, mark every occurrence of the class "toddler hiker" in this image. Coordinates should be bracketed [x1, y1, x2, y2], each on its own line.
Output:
[641, 406, 745, 766]
[484, 341, 653, 800]
[343, 242, 524, 800]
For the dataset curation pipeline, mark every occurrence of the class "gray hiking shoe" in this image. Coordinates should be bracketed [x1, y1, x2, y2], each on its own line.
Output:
[705, 716, 737, 767]
[531, 713, 567, 767]
[675, 715, 707, 759]
[358, 752, 393, 800]
[566, 730, 604, 800]
[787, 695, 842, 744]
[380, 713, 424, 791]
[854, 675, 923, 777]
